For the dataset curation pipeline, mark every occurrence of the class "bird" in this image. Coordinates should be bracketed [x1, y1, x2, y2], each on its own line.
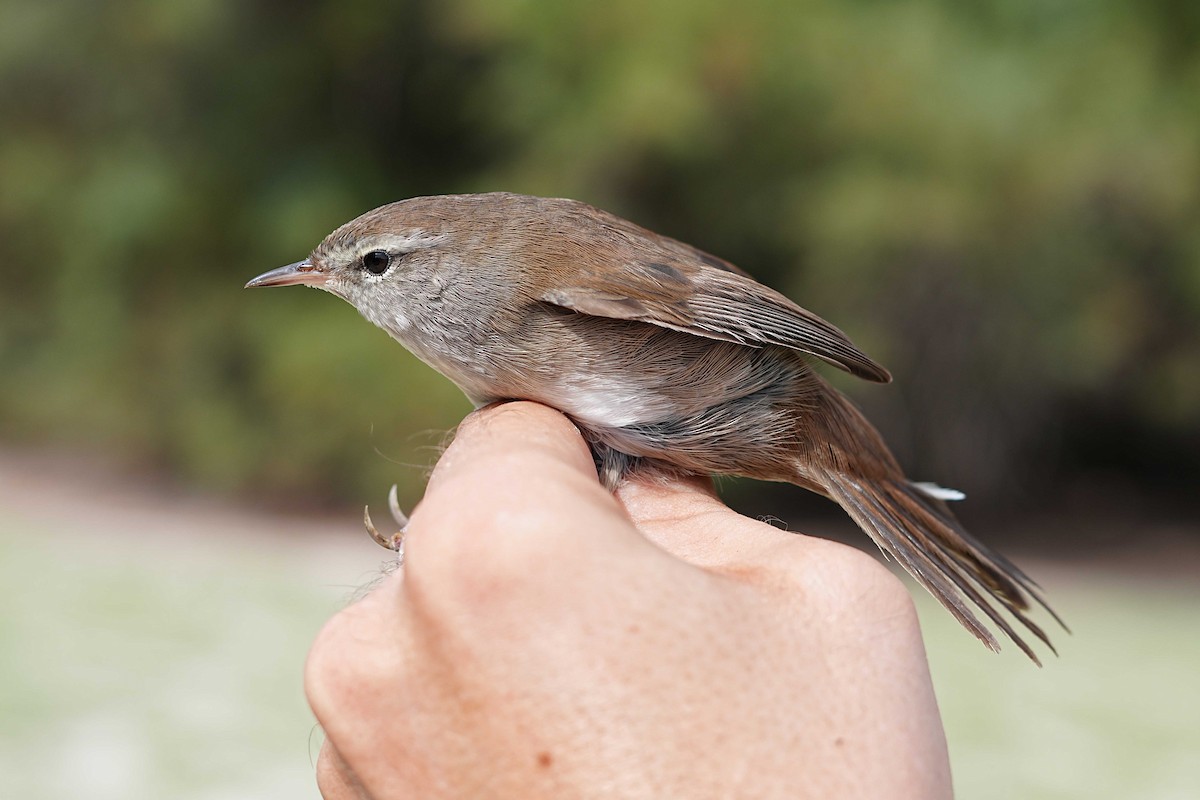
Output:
[246, 191, 1064, 663]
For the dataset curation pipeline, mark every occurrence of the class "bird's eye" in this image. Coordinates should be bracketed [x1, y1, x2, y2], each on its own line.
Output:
[361, 250, 391, 275]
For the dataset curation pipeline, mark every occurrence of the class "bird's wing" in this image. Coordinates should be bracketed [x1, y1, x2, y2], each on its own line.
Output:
[539, 256, 891, 383]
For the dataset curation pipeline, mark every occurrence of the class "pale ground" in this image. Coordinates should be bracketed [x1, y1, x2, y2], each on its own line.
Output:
[1, 450, 1197, 799]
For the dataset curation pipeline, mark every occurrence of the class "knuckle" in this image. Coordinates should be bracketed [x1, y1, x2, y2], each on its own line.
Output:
[776, 538, 916, 622]
[819, 545, 919, 629]
[830, 543, 911, 597]
[314, 743, 359, 800]
[304, 615, 350, 720]
[304, 593, 403, 719]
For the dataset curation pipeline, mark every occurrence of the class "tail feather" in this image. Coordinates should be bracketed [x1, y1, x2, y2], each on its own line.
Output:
[828, 477, 1003, 653]
[818, 469, 1065, 664]
[886, 480, 1057, 659]
[899, 480, 1070, 633]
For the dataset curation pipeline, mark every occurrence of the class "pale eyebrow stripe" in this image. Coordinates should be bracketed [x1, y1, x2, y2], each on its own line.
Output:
[366, 232, 446, 252]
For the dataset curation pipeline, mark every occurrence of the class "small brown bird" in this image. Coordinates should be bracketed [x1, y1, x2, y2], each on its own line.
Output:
[247, 192, 1064, 662]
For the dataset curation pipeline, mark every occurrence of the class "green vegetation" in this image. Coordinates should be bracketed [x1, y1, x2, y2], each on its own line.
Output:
[2, 0, 1198, 509]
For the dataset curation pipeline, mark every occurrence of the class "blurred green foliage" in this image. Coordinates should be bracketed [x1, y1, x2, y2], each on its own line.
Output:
[1, 0, 1197, 508]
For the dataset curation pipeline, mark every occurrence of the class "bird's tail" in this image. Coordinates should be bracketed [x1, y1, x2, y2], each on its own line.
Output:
[800, 384, 1067, 664]
[815, 468, 1066, 664]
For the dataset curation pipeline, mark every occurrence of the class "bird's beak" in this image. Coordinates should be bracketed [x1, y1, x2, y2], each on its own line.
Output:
[244, 259, 328, 288]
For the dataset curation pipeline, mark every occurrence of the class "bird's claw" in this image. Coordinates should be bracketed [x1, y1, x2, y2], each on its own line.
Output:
[386, 484, 408, 528]
[364, 484, 408, 562]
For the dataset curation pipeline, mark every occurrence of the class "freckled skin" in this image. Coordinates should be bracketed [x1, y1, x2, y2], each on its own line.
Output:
[247, 192, 1065, 662]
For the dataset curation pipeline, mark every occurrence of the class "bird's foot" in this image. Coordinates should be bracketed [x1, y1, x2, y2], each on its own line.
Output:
[364, 484, 409, 563]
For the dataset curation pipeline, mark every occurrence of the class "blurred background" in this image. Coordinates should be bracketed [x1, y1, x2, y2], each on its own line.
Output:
[1, 0, 1197, 797]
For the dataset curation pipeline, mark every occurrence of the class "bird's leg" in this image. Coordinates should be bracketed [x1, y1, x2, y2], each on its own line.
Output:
[588, 441, 638, 491]
[363, 484, 409, 562]
[588, 439, 692, 491]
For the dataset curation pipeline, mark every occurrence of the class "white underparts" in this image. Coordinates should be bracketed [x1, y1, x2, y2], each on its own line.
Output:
[556, 379, 670, 428]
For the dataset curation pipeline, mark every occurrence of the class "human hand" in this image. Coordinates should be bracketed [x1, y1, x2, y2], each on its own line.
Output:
[305, 402, 951, 799]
